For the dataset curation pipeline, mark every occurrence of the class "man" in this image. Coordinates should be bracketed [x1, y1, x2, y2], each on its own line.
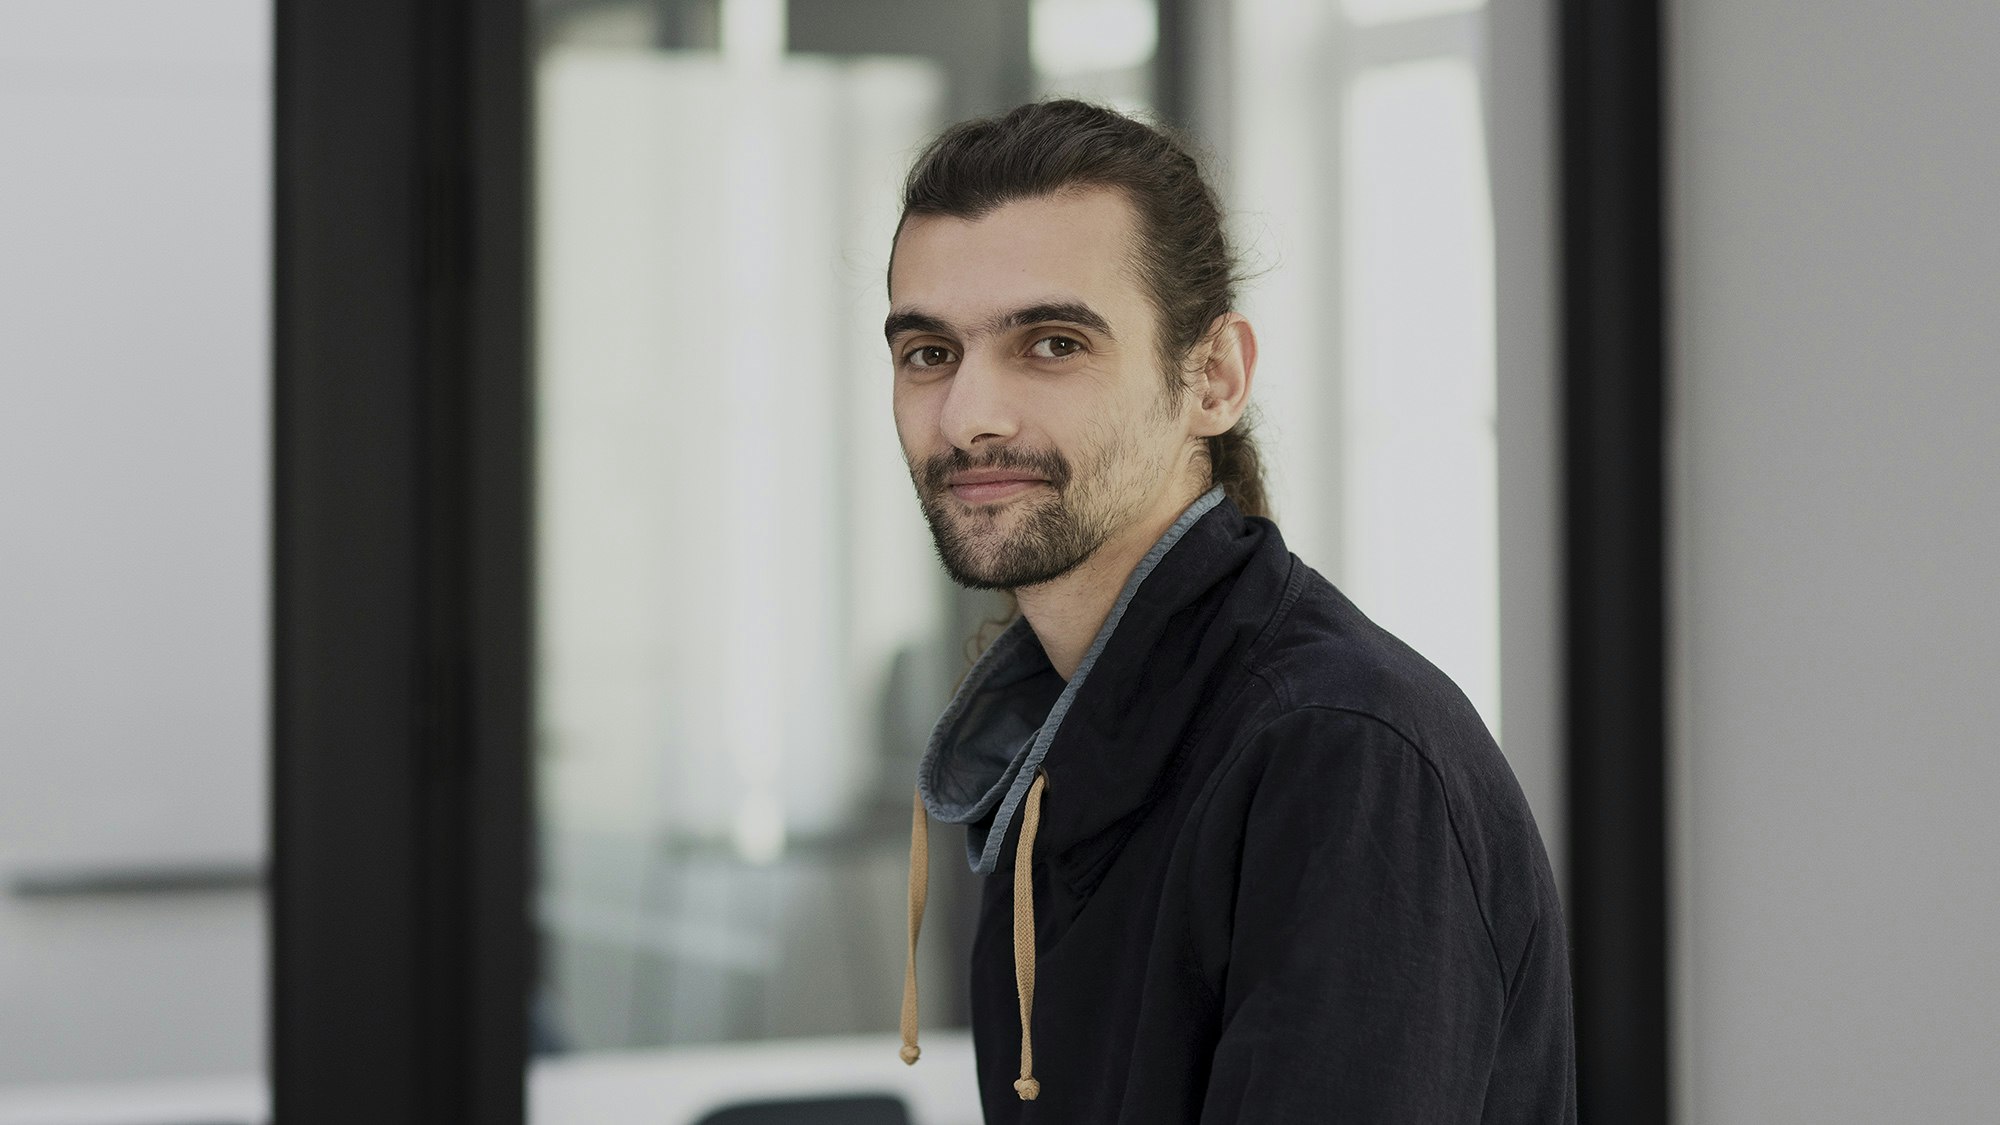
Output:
[888, 100, 1575, 1123]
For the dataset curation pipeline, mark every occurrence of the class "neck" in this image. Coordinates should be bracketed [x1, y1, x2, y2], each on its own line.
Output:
[1014, 481, 1208, 681]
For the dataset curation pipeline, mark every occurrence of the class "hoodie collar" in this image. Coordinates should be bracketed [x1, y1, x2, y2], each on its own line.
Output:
[916, 487, 1234, 875]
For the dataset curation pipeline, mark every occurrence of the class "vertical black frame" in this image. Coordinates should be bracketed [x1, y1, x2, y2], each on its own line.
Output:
[272, 0, 531, 1119]
[1560, 0, 1669, 1121]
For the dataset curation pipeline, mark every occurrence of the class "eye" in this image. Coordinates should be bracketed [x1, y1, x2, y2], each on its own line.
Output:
[903, 344, 957, 369]
[1029, 334, 1084, 359]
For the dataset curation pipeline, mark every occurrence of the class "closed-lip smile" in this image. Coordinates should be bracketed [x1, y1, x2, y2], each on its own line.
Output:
[946, 468, 1048, 504]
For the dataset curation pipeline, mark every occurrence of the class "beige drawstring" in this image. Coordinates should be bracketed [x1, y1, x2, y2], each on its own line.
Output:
[901, 787, 929, 1065]
[1011, 770, 1048, 1100]
[898, 770, 1049, 1103]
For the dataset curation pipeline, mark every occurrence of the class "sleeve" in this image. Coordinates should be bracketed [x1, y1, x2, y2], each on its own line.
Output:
[1198, 706, 1514, 1123]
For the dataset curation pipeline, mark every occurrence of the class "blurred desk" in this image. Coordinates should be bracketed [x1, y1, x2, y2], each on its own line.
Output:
[0, 1032, 979, 1125]
[533, 1032, 979, 1125]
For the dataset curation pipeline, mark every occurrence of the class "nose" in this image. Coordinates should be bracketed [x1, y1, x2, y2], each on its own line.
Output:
[937, 347, 1020, 452]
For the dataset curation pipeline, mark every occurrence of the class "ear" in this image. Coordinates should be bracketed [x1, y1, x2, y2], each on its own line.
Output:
[1186, 312, 1257, 439]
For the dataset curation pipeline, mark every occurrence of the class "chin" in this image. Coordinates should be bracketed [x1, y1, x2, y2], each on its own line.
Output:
[938, 536, 1092, 593]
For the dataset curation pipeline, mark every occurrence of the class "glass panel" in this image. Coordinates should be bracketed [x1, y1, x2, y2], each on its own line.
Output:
[1341, 58, 1501, 737]
[1032, 0, 1156, 73]
[1341, 0, 1485, 28]
[1225, 0, 1341, 573]
[0, 0, 270, 1118]
[532, 44, 950, 1049]
[1030, 0, 1157, 110]
[527, 2, 1051, 1119]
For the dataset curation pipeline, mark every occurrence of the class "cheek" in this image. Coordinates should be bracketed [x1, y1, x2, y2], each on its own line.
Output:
[890, 382, 932, 456]
[1061, 407, 1127, 476]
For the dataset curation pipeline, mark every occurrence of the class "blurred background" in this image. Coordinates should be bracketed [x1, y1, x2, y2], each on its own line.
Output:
[1, 0, 1995, 1122]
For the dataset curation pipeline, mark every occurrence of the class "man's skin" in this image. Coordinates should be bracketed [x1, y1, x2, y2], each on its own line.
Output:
[887, 187, 1259, 678]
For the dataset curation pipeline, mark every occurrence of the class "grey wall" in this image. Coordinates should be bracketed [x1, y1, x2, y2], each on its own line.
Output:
[1670, 2, 2000, 1119]
[0, 0, 268, 1085]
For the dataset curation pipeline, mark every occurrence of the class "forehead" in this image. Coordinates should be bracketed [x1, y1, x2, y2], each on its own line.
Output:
[888, 188, 1145, 320]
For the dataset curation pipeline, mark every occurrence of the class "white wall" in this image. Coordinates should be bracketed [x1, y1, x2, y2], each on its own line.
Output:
[0, 0, 268, 1086]
[1670, 2, 2000, 1120]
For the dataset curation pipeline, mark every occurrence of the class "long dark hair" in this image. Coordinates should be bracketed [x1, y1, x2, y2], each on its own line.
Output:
[895, 99, 1269, 520]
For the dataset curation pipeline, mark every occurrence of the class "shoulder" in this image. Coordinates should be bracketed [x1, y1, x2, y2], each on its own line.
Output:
[1201, 560, 1562, 975]
[1244, 557, 1487, 751]
[1195, 701, 1553, 995]
[1208, 705, 1450, 850]
[1227, 556, 1525, 829]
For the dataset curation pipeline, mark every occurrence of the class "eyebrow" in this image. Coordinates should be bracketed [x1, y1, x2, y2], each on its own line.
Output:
[884, 301, 1117, 344]
[883, 310, 951, 342]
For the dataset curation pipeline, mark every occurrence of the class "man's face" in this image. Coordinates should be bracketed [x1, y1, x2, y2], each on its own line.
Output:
[886, 188, 1196, 590]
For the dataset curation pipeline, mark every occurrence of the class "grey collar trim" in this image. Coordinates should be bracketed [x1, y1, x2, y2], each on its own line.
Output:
[917, 487, 1227, 875]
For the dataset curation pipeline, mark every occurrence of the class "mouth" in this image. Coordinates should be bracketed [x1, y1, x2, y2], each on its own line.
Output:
[945, 474, 1049, 506]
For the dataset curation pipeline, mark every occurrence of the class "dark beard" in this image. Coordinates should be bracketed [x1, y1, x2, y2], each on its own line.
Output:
[913, 445, 1113, 590]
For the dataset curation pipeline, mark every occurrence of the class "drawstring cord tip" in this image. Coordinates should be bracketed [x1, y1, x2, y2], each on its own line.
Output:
[901, 789, 930, 1072]
[1014, 1077, 1040, 1100]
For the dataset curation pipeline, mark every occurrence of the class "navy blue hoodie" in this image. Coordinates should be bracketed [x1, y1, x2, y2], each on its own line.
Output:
[904, 491, 1576, 1123]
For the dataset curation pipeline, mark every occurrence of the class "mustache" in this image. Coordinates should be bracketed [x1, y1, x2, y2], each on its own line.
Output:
[918, 446, 1073, 494]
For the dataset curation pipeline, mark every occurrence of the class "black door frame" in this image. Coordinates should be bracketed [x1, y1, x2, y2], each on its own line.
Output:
[1560, 0, 1670, 1121]
[271, 0, 531, 1118]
